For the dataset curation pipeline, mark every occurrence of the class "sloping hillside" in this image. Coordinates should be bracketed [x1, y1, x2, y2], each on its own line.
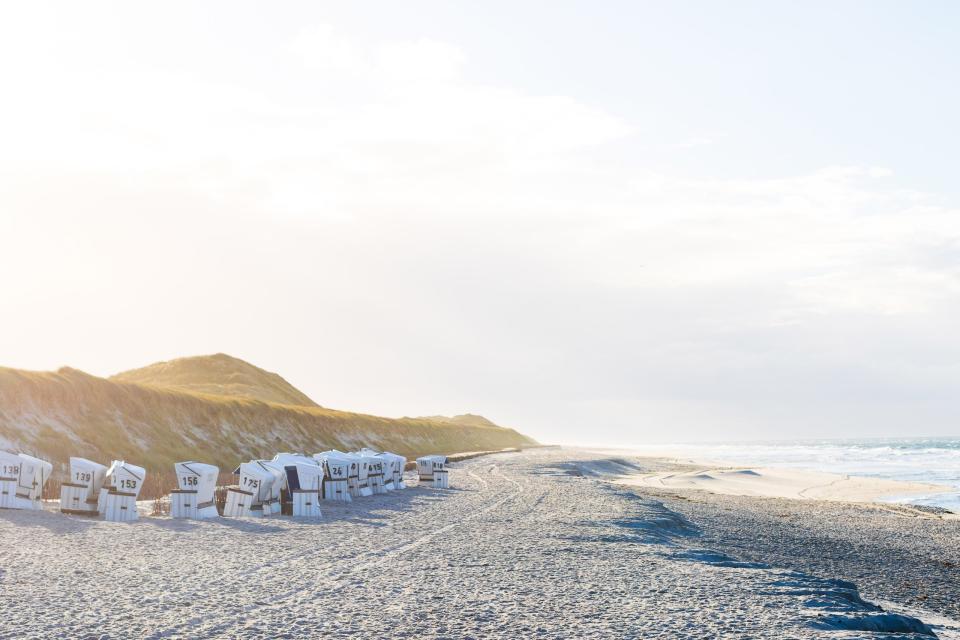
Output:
[111, 353, 319, 407]
[0, 359, 536, 472]
[420, 414, 503, 428]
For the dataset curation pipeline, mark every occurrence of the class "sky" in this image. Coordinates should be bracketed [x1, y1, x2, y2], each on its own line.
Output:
[1, 1, 959, 446]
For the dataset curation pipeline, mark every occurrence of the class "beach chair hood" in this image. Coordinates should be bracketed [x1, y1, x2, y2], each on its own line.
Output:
[284, 462, 324, 492]
[17, 453, 53, 499]
[251, 460, 284, 501]
[314, 451, 352, 480]
[68, 457, 108, 500]
[104, 460, 147, 498]
[174, 461, 219, 503]
[237, 462, 274, 504]
[0, 450, 22, 482]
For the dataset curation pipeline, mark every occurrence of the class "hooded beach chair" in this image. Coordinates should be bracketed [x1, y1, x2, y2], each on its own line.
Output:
[283, 462, 323, 518]
[232, 459, 286, 516]
[251, 460, 284, 515]
[313, 451, 352, 502]
[358, 449, 387, 495]
[225, 461, 273, 517]
[377, 452, 406, 490]
[395, 453, 408, 489]
[60, 457, 107, 515]
[0, 451, 53, 510]
[19, 454, 53, 510]
[373, 452, 395, 491]
[170, 462, 219, 519]
[348, 452, 374, 497]
[333, 451, 364, 498]
[341, 451, 361, 498]
[417, 455, 449, 489]
[0, 450, 19, 509]
[99, 460, 146, 522]
[271, 454, 321, 512]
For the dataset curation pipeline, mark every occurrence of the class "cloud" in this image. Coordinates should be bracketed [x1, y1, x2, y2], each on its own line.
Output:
[788, 267, 960, 316]
[672, 135, 722, 149]
[288, 24, 370, 74]
[2, 12, 960, 443]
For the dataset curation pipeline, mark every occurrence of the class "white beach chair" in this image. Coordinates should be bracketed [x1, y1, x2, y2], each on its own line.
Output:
[376, 453, 396, 491]
[223, 487, 253, 518]
[377, 452, 406, 490]
[352, 453, 373, 497]
[60, 457, 107, 515]
[235, 460, 287, 516]
[342, 452, 362, 498]
[225, 462, 273, 517]
[357, 449, 387, 495]
[170, 462, 219, 519]
[283, 462, 323, 518]
[251, 460, 284, 515]
[0, 453, 54, 511]
[0, 451, 52, 510]
[416, 456, 434, 486]
[313, 451, 352, 502]
[99, 461, 146, 522]
[0, 450, 22, 509]
[417, 455, 449, 489]
[371, 457, 387, 494]
[271, 453, 322, 513]
[396, 454, 408, 489]
[333, 451, 365, 498]
[21, 454, 54, 510]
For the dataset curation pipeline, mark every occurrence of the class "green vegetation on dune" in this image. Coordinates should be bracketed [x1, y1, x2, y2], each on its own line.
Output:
[0, 357, 536, 472]
[110, 353, 320, 407]
[419, 414, 503, 428]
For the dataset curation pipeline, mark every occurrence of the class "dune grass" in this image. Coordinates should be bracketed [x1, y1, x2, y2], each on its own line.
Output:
[109, 353, 320, 407]
[0, 364, 536, 473]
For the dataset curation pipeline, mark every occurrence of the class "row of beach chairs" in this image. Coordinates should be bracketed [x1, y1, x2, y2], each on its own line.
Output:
[0, 448, 450, 523]
[221, 449, 412, 519]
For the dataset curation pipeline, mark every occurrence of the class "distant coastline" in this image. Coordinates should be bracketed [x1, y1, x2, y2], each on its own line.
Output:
[592, 437, 960, 511]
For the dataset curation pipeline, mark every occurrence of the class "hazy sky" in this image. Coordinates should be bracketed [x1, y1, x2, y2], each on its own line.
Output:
[2, 1, 959, 445]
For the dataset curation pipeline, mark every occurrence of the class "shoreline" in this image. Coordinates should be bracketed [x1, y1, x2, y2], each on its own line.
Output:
[625, 477, 960, 633]
[583, 445, 960, 512]
[615, 463, 957, 511]
[590, 450, 960, 631]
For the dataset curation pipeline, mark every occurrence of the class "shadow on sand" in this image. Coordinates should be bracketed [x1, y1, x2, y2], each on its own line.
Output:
[0, 485, 454, 535]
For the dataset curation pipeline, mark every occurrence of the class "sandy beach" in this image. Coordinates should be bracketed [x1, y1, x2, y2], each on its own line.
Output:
[2, 448, 958, 639]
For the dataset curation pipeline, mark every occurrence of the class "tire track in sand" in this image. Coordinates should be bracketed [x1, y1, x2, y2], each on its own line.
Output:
[148, 463, 524, 639]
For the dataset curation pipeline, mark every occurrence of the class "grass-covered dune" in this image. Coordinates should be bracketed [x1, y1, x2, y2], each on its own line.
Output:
[0, 355, 536, 472]
[111, 353, 321, 407]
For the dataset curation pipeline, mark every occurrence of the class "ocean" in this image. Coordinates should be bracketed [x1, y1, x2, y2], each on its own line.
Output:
[647, 436, 960, 511]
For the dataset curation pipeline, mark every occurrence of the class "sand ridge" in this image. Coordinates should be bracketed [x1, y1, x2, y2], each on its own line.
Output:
[618, 465, 954, 504]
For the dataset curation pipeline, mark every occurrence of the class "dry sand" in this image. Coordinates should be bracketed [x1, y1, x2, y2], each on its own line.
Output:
[1, 448, 958, 639]
[618, 466, 954, 504]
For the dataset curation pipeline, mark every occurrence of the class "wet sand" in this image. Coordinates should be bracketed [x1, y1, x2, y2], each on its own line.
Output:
[619, 465, 954, 504]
